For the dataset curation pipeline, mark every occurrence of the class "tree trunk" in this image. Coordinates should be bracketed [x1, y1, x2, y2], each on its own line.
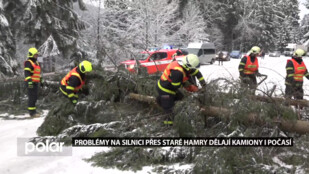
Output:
[129, 93, 309, 134]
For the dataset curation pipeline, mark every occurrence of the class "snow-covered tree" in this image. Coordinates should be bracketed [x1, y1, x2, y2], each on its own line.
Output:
[4, 0, 87, 70]
[225, 0, 300, 52]
[174, 1, 209, 45]
[214, 0, 247, 51]
[0, 1, 16, 77]
[300, 14, 309, 46]
[275, 0, 300, 46]
[84, 0, 207, 65]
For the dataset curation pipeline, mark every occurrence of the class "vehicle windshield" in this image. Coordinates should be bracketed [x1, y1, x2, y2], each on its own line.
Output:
[136, 52, 151, 60]
[187, 48, 199, 55]
[231, 51, 240, 54]
[188, 48, 215, 56]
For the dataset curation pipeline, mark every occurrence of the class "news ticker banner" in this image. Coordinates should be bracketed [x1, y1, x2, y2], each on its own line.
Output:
[72, 137, 293, 147]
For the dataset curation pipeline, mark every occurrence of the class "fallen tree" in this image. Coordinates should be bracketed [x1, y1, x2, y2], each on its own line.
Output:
[129, 93, 309, 134]
[251, 95, 309, 108]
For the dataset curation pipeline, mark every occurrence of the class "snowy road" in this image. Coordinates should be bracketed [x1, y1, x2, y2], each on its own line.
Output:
[0, 112, 154, 174]
[199, 55, 309, 99]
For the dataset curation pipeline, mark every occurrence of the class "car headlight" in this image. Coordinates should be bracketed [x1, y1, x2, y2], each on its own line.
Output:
[129, 64, 135, 69]
[223, 55, 226, 58]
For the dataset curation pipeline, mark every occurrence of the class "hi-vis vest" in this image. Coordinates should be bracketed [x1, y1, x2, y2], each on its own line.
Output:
[158, 61, 189, 95]
[24, 59, 41, 82]
[289, 59, 307, 82]
[160, 61, 189, 82]
[61, 67, 85, 91]
[244, 55, 259, 75]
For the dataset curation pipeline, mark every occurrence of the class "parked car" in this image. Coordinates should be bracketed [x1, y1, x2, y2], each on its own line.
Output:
[187, 42, 216, 64]
[269, 51, 281, 57]
[229, 50, 242, 59]
[216, 51, 230, 61]
[120, 49, 187, 74]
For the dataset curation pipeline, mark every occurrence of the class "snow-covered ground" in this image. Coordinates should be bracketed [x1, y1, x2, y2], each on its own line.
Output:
[1, 55, 308, 173]
[199, 55, 309, 99]
[0, 111, 155, 174]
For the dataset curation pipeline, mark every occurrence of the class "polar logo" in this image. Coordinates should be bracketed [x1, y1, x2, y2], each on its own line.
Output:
[25, 140, 64, 155]
[17, 138, 72, 156]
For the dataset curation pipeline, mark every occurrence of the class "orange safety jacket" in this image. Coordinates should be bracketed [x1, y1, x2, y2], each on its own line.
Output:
[61, 67, 85, 92]
[244, 55, 259, 75]
[24, 59, 41, 82]
[160, 61, 189, 82]
[289, 59, 307, 82]
[158, 61, 189, 95]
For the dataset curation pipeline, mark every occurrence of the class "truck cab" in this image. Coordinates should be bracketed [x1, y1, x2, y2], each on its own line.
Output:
[120, 49, 187, 74]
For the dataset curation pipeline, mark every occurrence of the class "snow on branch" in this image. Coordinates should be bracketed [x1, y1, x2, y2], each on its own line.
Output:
[38, 35, 60, 58]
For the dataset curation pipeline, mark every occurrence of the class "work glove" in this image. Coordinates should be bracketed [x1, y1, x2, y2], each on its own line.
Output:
[28, 81, 33, 88]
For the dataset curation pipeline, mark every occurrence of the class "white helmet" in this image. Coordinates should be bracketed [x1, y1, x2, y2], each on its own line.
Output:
[249, 46, 261, 54]
[293, 49, 306, 58]
[182, 54, 200, 70]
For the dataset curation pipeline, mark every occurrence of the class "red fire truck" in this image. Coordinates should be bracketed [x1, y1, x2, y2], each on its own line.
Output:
[120, 49, 187, 74]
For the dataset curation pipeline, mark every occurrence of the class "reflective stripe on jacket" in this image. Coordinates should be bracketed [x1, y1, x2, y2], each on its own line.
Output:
[158, 61, 189, 95]
[160, 61, 189, 82]
[289, 59, 307, 82]
[61, 67, 85, 91]
[244, 55, 259, 75]
[24, 59, 41, 82]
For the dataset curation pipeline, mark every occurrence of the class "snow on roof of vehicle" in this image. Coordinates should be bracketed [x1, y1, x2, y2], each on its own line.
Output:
[188, 42, 215, 49]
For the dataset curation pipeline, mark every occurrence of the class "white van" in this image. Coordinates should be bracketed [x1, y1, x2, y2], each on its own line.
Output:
[187, 42, 216, 64]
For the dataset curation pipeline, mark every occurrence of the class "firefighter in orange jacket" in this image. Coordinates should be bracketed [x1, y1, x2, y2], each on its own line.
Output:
[238, 46, 262, 91]
[285, 49, 309, 99]
[60, 60, 92, 105]
[156, 54, 206, 125]
[24, 48, 42, 118]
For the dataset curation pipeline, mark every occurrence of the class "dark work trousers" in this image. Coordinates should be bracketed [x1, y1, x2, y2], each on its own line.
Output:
[156, 85, 184, 114]
[285, 84, 304, 100]
[26, 82, 38, 115]
[240, 74, 257, 94]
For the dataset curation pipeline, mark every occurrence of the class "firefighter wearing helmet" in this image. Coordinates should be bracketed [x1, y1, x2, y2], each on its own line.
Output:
[238, 46, 263, 93]
[285, 48, 309, 99]
[24, 47, 43, 118]
[60, 60, 93, 105]
[156, 54, 206, 125]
